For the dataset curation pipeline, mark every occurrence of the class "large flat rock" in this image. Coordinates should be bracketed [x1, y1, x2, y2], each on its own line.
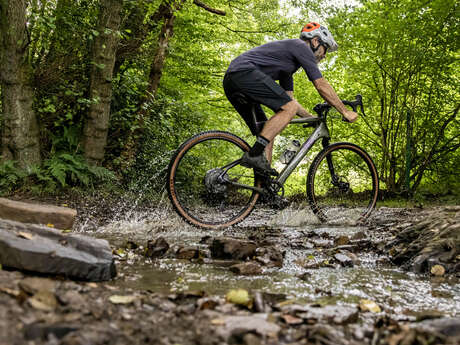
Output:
[0, 198, 77, 230]
[0, 219, 116, 281]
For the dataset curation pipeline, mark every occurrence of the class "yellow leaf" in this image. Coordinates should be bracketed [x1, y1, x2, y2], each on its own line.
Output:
[47, 223, 55, 228]
[17, 232, 34, 240]
[109, 295, 137, 304]
[430, 265, 445, 276]
[211, 318, 225, 326]
[225, 289, 252, 307]
[359, 299, 381, 313]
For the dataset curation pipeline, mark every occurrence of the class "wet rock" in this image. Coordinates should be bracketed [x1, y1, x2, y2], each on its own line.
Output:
[0, 219, 116, 281]
[414, 317, 460, 337]
[388, 208, 460, 274]
[334, 251, 360, 267]
[334, 235, 350, 246]
[253, 292, 268, 313]
[210, 238, 257, 260]
[254, 246, 284, 268]
[176, 246, 200, 260]
[0, 197, 77, 230]
[290, 305, 359, 325]
[334, 253, 354, 267]
[305, 324, 348, 345]
[145, 237, 169, 258]
[230, 262, 262, 275]
[24, 322, 79, 340]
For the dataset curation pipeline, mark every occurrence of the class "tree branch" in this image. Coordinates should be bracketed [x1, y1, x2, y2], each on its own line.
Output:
[193, 0, 226, 15]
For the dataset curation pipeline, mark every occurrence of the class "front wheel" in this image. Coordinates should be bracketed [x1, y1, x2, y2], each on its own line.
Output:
[307, 142, 379, 225]
[167, 131, 260, 229]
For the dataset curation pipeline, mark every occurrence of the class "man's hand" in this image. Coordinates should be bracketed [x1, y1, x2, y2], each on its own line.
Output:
[343, 109, 358, 123]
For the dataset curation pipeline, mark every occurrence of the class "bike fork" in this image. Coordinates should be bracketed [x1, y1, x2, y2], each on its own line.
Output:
[323, 139, 340, 187]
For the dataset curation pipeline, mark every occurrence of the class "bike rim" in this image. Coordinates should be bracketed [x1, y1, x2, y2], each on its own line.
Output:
[308, 144, 378, 225]
[168, 132, 259, 229]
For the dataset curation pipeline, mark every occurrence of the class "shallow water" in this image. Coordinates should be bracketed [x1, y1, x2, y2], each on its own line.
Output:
[80, 206, 460, 319]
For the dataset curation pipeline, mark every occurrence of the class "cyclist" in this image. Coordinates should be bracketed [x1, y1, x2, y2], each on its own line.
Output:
[223, 22, 358, 177]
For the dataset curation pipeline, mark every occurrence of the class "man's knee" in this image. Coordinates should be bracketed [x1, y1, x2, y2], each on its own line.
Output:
[279, 100, 298, 115]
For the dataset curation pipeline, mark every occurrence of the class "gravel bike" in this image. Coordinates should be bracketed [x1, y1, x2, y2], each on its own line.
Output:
[167, 95, 379, 229]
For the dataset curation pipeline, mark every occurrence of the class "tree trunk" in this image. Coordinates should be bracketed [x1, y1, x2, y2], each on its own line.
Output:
[82, 0, 123, 165]
[0, 0, 41, 169]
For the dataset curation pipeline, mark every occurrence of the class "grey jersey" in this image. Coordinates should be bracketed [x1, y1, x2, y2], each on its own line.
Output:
[227, 39, 322, 91]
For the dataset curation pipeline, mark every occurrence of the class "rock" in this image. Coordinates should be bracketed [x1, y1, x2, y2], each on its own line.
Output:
[414, 317, 460, 337]
[24, 322, 79, 340]
[145, 237, 169, 258]
[294, 305, 359, 325]
[0, 198, 76, 230]
[19, 277, 56, 295]
[28, 290, 58, 311]
[229, 262, 262, 275]
[0, 219, 116, 281]
[334, 253, 354, 267]
[389, 208, 460, 274]
[254, 246, 284, 267]
[216, 315, 280, 341]
[210, 238, 257, 260]
[176, 246, 200, 260]
[334, 235, 350, 246]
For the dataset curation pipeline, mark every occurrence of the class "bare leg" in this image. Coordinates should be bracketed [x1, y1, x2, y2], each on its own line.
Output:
[260, 100, 298, 141]
[265, 140, 274, 162]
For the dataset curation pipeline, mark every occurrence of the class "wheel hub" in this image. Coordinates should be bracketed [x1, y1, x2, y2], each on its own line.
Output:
[204, 168, 228, 194]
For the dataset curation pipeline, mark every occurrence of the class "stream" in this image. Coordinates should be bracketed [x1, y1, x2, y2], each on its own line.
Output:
[78, 205, 460, 320]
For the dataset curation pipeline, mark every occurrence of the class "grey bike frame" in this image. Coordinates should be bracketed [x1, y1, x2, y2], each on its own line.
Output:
[276, 118, 329, 186]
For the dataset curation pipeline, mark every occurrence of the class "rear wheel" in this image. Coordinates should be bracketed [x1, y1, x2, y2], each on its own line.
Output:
[167, 131, 260, 229]
[307, 142, 379, 225]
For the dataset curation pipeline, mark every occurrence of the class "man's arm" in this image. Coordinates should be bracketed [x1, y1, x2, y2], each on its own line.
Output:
[286, 91, 315, 118]
[312, 78, 358, 122]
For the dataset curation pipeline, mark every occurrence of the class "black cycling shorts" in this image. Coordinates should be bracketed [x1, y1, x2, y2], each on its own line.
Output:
[223, 69, 292, 135]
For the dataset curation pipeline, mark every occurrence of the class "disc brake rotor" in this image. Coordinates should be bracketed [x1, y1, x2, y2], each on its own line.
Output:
[204, 168, 228, 194]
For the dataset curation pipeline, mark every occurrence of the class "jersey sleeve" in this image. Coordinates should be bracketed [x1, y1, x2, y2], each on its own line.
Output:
[293, 40, 322, 81]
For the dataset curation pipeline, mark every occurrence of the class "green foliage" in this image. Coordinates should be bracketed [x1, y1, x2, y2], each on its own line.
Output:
[1, 0, 458, 201]
[0, 161, 27, 194]
[327, 0, 460, 195]
[0, 154, 115, 195]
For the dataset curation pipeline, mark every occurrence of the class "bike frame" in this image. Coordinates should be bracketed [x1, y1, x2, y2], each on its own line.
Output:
[222, 95, 364, 194]
[276, 118, 329, 186]
[221, 117, 330, 194]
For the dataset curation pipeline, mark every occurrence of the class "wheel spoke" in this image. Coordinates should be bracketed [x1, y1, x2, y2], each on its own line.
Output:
[168, 132, 259, 229]
[307, 143, 379, 225]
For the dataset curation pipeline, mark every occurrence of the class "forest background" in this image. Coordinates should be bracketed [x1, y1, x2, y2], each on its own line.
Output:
[0, 0, 458, 205]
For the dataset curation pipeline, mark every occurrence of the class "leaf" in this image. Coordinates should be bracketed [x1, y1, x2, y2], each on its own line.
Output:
[359, 299, 381, 313]
[210, 318, 225, 326]
[282, 314, 303, 325]
[17, 232, 34, 240]
[225, 289, 252, 307]
[109, 295, 137, 304]
[430, 265, 445, 276]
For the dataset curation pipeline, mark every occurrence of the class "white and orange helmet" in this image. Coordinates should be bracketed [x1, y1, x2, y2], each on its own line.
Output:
[300, 22, 338, 53]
